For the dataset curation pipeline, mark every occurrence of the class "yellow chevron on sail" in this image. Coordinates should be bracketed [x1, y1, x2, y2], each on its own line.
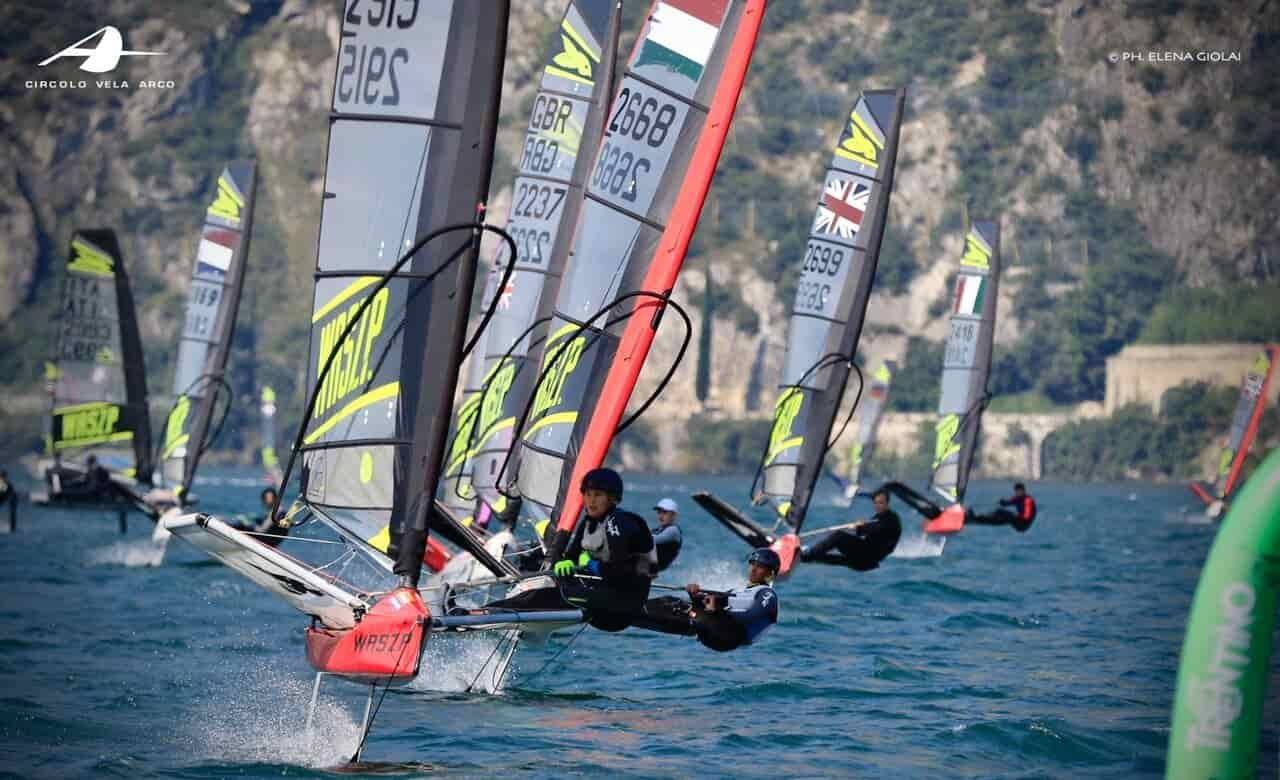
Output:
[765, 388, 804, 463]
[207, 174, 244, 223]
[835, 109, 883, 168]
[304, 381, 399, 445]
[68, 239, 114, 276]
[960, 231, 992, 270]
[545, 18, 598, 85]
[933, 413, 961, 469]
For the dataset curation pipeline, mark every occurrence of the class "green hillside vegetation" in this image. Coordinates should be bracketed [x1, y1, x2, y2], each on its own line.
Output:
[1042, 382, 1279, 480]
[1139, 281, 1280, 343]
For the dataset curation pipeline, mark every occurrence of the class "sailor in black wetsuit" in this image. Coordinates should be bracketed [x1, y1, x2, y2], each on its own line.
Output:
[798, 488, 902, 571]
[968, 483, 1037, 532]
[0, 469, 16, 531]
[481, 468, 653, 631]
[227, 487, 291, 547]
[57, 455, 119, 502]
[649, 497, 683, 573]
[636, 548, 780, 651]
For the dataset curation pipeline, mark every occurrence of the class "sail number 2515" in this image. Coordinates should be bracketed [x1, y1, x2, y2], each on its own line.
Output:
[339, 0, 419, 106]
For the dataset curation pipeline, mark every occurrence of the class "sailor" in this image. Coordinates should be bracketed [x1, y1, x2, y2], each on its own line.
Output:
[228, 487, 291, 546]
[0, 469, 16, 530]
[478, 468, 654, 630]
[58, 455, 116, 501]
[649, 497, 683, 573]
[550, 467, 654, 631]
[636, 547, 780, 652]
[798, 487, 902, 571]
[968, 483, 1036, 532]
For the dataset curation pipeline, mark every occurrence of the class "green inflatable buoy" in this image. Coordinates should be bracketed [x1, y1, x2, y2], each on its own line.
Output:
[1167, 447, 1280, 778]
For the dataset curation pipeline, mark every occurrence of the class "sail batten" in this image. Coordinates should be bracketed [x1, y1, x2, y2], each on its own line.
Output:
[758, 89, 906, 532]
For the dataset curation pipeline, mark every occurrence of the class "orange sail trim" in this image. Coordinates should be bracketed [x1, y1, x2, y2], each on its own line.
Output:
[1222, 344, 1279, 499]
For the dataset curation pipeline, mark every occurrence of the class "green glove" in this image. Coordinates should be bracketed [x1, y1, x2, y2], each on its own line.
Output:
[553, 559, 576, 576]
[576, 551, 592, 568]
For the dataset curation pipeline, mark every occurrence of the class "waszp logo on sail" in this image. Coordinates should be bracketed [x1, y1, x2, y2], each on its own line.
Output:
[39, 26, 164, 73]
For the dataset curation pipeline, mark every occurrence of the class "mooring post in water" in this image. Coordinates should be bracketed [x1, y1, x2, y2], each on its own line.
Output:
[118, 510, 127, 535]
[1166, 448, 1280, 779]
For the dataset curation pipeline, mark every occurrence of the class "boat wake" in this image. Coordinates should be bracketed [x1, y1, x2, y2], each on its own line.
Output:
[87, 539, 164, 568]
[412, 632, 519, 695]
[890, 533, 946, 559]
[187, 668, 360, 768]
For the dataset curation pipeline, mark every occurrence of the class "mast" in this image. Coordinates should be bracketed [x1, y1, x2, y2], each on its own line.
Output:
[161, 161, 257, 499]
[452, 0, 623, 521]
[524, 0, 768, 560]
[929, 220, 1001, 504]
[757, 89, 906, 531]
[48, 230, 151, 481]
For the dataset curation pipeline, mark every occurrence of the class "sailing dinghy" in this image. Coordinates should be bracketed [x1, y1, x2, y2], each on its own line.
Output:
[889, 219, 1002, 534]
[1188, 345, 1279, 519]
[692, 89, 905, 576]
[33, 230, 154, 526]
[841, 359, 896, 501]
[164, 3, 588, 754]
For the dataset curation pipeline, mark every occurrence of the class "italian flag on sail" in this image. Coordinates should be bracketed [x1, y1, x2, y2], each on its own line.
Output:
[952, 273, 986, 316]
[634, 0, 727, 81]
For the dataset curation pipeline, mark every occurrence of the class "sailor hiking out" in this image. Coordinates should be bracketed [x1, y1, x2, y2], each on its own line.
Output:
[967, 483, 1036, 532]
[800, 487, 902, 571]
[636, 547, 780, 651]
[478, 468, 654, 632]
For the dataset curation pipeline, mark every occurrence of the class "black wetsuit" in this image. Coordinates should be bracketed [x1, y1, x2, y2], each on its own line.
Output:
[637, 584, 779, 652]
[58, 464, 122, 503]
[484, 507, 654, 632]
[803, 509, 902, 571]
[650, 524, 682, 572]
[0, 476, 15, 530]
[970, 494, 1036, 532]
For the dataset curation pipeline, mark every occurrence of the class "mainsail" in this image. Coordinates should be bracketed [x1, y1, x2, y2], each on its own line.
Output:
[161, 162, 257, 499]
[845, 359, 896, 495]
[46, 230, 152, 485]
[298, 1, 509, 587]
[446, 0, 622, 522]
[1192, 345, 1279, 507]
[928, 220, 1001, 506]
[517, 0, 767, 560]
[259, 386, 282, 484]
[755, 90, 906, 532]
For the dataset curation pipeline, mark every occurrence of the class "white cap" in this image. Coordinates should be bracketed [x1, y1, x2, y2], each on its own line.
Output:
[654, 498, 679, 513]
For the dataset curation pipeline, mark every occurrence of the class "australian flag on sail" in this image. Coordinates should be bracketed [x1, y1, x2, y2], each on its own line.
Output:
[812, 173, 869, 239]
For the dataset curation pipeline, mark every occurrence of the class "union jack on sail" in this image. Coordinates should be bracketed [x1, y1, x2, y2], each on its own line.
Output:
[812, 174, 869, 239]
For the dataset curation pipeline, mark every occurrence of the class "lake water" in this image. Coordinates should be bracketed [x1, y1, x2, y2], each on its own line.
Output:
[1, 468, 1275, 778]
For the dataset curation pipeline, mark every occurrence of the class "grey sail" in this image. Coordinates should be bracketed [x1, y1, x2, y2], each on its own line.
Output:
[46, 230, 152, 485]
[455, 0, 622, 523]
[161, 161, 257, 500]
[846, 359, 896, 492]
[929, 220, 1001, 504]
[757, 89, 906, 531]
[296, 0, 509, 586]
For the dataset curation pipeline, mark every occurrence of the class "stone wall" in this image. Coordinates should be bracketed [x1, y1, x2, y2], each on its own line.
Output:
[1104, 343, 1279, 415]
